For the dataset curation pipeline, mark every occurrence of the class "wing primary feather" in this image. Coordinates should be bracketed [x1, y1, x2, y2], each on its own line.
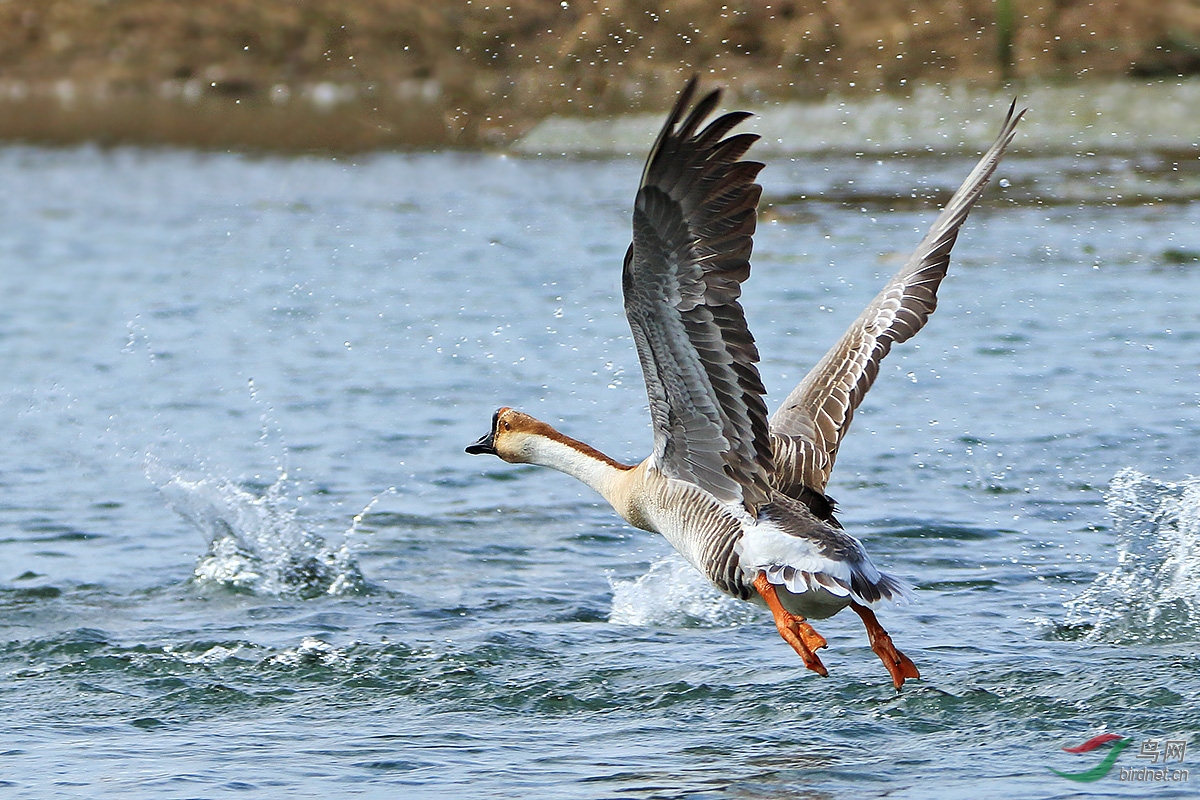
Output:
[770, 101, 1025, 505]
[625, 79, 773, 513]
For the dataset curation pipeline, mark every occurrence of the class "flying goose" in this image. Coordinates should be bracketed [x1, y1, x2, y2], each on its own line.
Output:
[468, 78, 1023, 688]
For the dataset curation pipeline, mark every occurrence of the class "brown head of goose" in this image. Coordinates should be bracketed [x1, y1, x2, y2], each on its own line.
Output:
[468, 78, 1023, 689]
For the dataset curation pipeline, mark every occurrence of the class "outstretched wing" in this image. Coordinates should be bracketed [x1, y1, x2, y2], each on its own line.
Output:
[623, 77, 773, 514]
[771, 101, 1025, 501]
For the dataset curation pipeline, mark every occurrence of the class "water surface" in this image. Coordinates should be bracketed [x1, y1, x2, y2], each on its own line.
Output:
[2, 103, 1199, 797]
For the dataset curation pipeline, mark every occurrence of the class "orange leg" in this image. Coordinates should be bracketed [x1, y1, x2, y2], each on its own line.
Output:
[753, 572, 828, 677]
[849, 600, 920, 690]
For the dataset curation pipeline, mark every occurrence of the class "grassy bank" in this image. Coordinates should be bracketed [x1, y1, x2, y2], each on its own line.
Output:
[0, 0, 1197, 150]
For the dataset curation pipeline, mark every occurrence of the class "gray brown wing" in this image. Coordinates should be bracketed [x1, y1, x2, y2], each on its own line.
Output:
[624, 77, 773, 513]
[771, 101, 1025, 500]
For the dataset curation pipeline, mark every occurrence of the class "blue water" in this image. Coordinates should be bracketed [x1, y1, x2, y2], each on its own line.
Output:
[2, 120, 1199, 797]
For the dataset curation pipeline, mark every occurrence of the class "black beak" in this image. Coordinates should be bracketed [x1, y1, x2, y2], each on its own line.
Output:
[465, 430, 496, 455]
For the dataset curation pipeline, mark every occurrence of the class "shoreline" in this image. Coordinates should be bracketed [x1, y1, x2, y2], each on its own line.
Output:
[516, 78, 1200, 157]
[1, 77, 1198, 156]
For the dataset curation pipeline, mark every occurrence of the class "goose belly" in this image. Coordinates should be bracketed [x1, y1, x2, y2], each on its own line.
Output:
[641, 494, 857, 618]
[760, 583, 852, 620]
[736, 511, 864, 619]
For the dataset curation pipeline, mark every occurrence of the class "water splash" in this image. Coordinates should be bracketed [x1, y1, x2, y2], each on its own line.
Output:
[149, 460, 380, 598]
[262, 636, 349, 668]
[609, 555, 759, 628]
[1062, 468, 1200, 643]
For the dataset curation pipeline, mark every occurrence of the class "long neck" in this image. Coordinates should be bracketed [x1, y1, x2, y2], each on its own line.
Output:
[523, 431, 636, 510]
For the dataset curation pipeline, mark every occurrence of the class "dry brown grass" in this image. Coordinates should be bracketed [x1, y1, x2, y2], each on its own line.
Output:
[0, 0, 1196, 150]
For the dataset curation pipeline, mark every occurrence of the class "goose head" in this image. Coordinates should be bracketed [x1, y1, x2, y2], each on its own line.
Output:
[466, 407, 633, 475]
[465, 407, 553, 464]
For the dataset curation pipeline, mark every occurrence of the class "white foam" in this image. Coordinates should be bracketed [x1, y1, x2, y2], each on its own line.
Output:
[263, 636, 348, 668]
[1063, 468, 1200, 643]
[608, 555, 759, 628]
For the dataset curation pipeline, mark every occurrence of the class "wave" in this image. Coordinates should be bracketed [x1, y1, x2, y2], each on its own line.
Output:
[1061, 468, 1200, 643]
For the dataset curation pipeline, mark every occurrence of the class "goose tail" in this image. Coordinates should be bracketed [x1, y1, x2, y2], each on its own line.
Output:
[851, 568, 914, 606]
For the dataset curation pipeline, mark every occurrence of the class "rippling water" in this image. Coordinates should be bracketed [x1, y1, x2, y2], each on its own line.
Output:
[3, 97, 1200, 797]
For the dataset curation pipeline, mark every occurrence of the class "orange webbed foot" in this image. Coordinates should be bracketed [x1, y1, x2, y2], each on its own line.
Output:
[753, 573, 829, 677]
[796, 620, 828, 655]
[850, 600, 920, 690]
